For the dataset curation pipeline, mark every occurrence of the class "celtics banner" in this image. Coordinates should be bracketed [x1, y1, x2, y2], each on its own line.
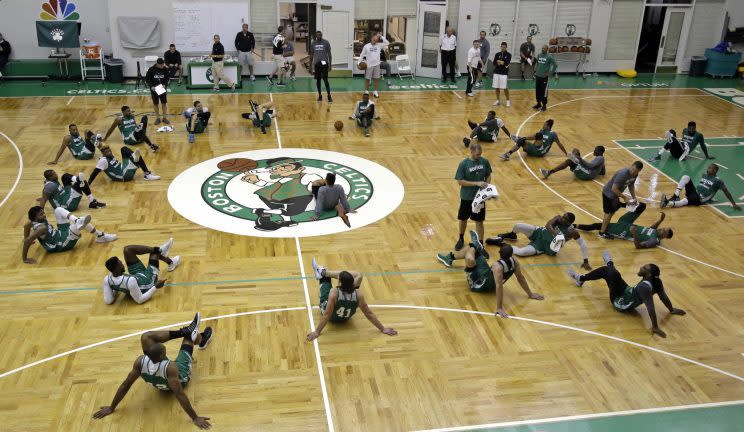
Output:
[36, 21, 79, 48]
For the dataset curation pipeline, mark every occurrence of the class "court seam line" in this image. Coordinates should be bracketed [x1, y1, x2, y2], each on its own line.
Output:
[514, 95, 744, 277]
[0, 131, 23, 209]
[413, 399, 744, 432]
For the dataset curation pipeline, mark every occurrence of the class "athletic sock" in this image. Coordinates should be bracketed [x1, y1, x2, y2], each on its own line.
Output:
[86, 194, 96, 202]
[458, 233, 464, 240]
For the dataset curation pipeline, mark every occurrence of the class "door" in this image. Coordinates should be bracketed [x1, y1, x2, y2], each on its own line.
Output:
[655, 8, 691, 71]
[321, 10, 351, 69]
[416, 2, 447, 78]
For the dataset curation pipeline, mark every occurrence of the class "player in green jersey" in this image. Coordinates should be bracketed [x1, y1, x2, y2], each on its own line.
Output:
[22, 206, 117, 264]
[102, 239, 181, 305]
[437, 231, 544, 317]
[540, 146, 606, 181]
[649, 121, 714, 162]
[306, 258, 397, 341]
[93, 312, 213, 429]
[184, 100, 211, 143]
[576, 203, 674, 248]
[349, 91, 375, 137]
[500, 119, 567, 160]
[48, 124, 97, 164]
[37, 169, 106, 210]
[241, 99, 276, 134]
[462, 110, 513, 147]
[486, 212, 592, 270]
[88, 144, 160, 184]
[102, 106, 159, 152]
[660, 164, 741, 210]
[567, 251, 686, 338]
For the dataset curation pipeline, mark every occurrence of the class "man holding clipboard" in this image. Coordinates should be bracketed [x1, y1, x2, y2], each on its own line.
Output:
[145, 58, 170, 125]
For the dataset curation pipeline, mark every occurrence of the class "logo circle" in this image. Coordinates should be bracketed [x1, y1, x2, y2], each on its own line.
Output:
[168, 149, 405, 238]
[206, 67, 214, 83]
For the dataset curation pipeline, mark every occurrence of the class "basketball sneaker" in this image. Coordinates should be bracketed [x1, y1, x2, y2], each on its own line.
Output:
[602, 250, 613, 266]
[467, 120, 478, 129]
[88, 200, 106, 209]
[76, 172, 86, 184]
[500, 152, 510, 161]
[149, 143, 160, 152]
[373, 91, 379, 98]
[198, 327, 213, 350]
[492, 100, 500, 106]
[454, 237, 465, 251]
[131, 149, 141, 163]
[162, 117, 170, 125]
[311, 257, 326, 280]
[160, 238, 174, 257]
[660, 193, 669, 209]
[648, 154, 661, 162]
[567, 269, 583, 287]
[73, 214, 92, 232]
[179, 312, 201, 342]
[154, 118, 161, 125]
[469, 230, 489, 259]
[143, 172, 161, 181]
[540, 168, 551, 179]
[189, 133, 195, 143]
[328, 95, 333, 103]
[463, 137, 471, 148]
[506, 100, 511, 107]
[436, 252, 454, 268]
[532, 103, 541, 110]
[167, 256, 181, 272]
[485, 236, 504, 246]
[95, 232, 118, 243]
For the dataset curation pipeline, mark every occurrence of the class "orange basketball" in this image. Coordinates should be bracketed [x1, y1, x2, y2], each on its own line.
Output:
[560, 46, 570, 53]
[585, 46, 591, 53]
[334, 120, 344, 131]
[585, 38, 592, 46]
[549, 38, 558, 46]
[578, 46, 586, 53]
[570, 46, 579, 52]
[217, 158, 258, 172]
[358, 61, 368, 70]
[548, 46, 557, 53]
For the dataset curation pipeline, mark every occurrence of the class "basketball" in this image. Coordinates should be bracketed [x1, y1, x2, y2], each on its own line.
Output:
[334, 120, 344, 131]
[549, 38, 558, 46]
[217, 158, 258, 172]
[548, 46, 557, 53]
[358, 61, 368, 70]
[570, 46, 579, 52]
[560, 46, 570, 53]
[585, 38, 592, 46]
[578, 46, 586, 53]
[585, 46, 591, 53]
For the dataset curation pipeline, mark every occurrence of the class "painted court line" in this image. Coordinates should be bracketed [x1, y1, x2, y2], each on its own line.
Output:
[0, 131, 23, 209]
[451, 90, 463, 99]
[65, 96, 75, 105]
[413, 399, 744, 432]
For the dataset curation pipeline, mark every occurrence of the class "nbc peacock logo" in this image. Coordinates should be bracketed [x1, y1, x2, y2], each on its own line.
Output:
[39, 0, 80, 21]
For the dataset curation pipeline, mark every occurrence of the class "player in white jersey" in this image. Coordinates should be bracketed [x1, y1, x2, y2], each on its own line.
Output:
[93, 312, 213, 429]
[22, 206, 116, 264]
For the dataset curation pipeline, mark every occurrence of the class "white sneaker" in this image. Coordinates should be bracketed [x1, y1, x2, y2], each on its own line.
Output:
[540, 168, 551, 179]
[95, 232, 118, 243]
[567, 269, 583, 287]
[143, 172, 161, 181]
[493, 100, 500, 106]
[74, 214, 92, 231]
[160, 237, 174, 257]
[167, 255, 181, 272]
[250, 75, 256, 81]
[131, 149, 141, 163]
[467, 93, 475, 97]
[311, 257, 325, 280]
[602, 250, 613, 266]
[77, 172, 86, 183]
[373, 91, 379, 98]
[506, 100, 511, 107]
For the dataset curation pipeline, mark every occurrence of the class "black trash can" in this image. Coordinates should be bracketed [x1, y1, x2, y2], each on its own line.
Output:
[104, 59, 125, 83]
[689, 56, 707, 77]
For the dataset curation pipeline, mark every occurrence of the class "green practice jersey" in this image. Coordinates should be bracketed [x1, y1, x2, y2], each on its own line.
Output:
[67, 134, 94, 159]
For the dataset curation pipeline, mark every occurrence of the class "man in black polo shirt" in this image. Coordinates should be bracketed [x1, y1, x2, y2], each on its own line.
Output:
[491, 42, 512, 107]
[163, 44, 182, 84]
[210, 34, 235, 92]
[235, 23, 256, 81]
[145, 58, 170, 125]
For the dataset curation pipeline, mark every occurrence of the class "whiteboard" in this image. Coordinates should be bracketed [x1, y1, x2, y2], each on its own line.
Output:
[173, 0, 251, 52]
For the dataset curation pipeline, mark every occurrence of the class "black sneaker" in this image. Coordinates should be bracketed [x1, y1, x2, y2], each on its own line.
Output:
[260, 125, 267, 134]
[198, 327, 213, 350]
[317, 95, 322, 101]
[149, 144, 159, 152]
[276, 82, 286, 87]
[532, 104, 541, 110]
[328, 95, 333, 103]
[454, 237, 465, 251]
[540, 106, 547, 112]
[463, 137, 471, 148]
[467, 120, 478, 129]
[88, 200, 106, 209]
[179, 312, 201, 342]
[501, 232, 517, 241]
[485, 236, 504, 246]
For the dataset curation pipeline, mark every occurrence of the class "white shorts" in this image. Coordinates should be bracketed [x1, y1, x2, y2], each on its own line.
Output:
[492, 74, 508, 89]
[283, 56, 295, 63]
[238, 51, 254, 66]
[364, 65, 381, 80]
[272, 54, 284, 70]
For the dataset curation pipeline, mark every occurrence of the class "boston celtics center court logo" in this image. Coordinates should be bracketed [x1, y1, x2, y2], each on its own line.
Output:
[168, 149, 405, 238]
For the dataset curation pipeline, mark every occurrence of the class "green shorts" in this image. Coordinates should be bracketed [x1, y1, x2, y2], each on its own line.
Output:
[40, 223, 80, 252]
[476, 129, 496, 142]
[318, 281, 332, 310]
[573, 168, 594, 181]
[528, 228, 557, 256]
[50, 186, 82, 211]
[525, 143, 549, 157]
[189, 118, 207, 134]
[175, 349, 193, 385]
[612, 285, 642, 312]
[127, 259, 159, 289]
[252, 112, 272, 128]
[356, 117, 373, 128]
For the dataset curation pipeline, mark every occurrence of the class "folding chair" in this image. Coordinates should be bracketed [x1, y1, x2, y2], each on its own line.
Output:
[395, 54, 414, 80]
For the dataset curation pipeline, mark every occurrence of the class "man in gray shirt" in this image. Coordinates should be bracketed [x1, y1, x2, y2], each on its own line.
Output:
[477, 31, 490, 87]
[519, 36, 535, 80]
[310, 31, 333, 102]
[600, 161, 643, 237]
[311, 173, 352, 227]
[540, 146, 606, 181]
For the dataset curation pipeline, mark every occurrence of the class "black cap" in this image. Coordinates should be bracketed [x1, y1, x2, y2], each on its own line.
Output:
[156, 58, 165, 64]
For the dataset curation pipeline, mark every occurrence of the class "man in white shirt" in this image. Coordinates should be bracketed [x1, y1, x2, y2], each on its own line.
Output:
[466, 40, 483, 97]
[358, 33, 389, 98]
[102, 239, 181, 305]
[440, 27, 457, 83]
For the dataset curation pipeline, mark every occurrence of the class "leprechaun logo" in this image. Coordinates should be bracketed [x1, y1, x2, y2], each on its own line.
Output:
[168, 149, 405, 238]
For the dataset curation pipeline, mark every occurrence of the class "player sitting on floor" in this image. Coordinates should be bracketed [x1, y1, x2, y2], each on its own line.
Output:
[22, 206, 117, 264]
[660, 164, 741, 210]
[88, 145, 160, 184]
[540, 146, 606, 181]
[306, 258, 397, 341]
[649, 121, 713, 162]
[486, 212, 592, 270]
[501, 119, 567, 161]
[102, 239, 181, 305]
[437, 231, 544, 318]
[48, 124, 98, 165]
[241, 99, 276, 134]
[93, 312, 212, 429]
[310, 173, 355, 227]
[349, 91, 375, 137]
[38, 170, 105, 210]
[185, 100, 211, 143]
[102, 106, 159, 152]
[567, 251, 686, 338]
[576, 203, 673, 249]
[462, 110, 513, 148]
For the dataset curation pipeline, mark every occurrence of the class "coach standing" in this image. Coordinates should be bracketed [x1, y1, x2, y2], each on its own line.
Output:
[454, 142, 492, 251]
[210, 34, 236, 92]
[440, 27, 457, 83]
[145, 58, 170, 125]
[235, 23, 256, 81]
[465, 40, 482, 97]
[310, 31, 333, 102]
[599, 161, 643, 238]
[476, 31, 490, 87]
[492, 42, 511, 107]
[533, 45, 556, 111]
[519, 35, 535, 80]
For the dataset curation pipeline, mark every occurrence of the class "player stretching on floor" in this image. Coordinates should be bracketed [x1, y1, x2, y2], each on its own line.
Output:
[306, 258, 397, 341]
[102, 106, 159, 152]
[462, 110, 512, 148]
[649, 121, 714, 162]
[500, 119, 566, 161]
[567, 251, 686, 338]
[38, 170, 105, 210]
[576, 203, 673, 249]
[102, 239, 181, 305]
[437, 231, 544, 317]
[88, 145, 160, 184]
[93, 312, 213, 429]
[486, 212, 592, 270]
[22, 206, 116, 264]
[540, 146, 606, 181]
[660, 164, 741, 210]
[349, 91, 376, 137]
[241, 100, 276, 134]
[48, 125, 97, 165]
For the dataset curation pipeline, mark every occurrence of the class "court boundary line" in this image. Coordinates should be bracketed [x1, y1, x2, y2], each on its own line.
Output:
[0, 131, 23, 209]
[514, 95, 744, 277]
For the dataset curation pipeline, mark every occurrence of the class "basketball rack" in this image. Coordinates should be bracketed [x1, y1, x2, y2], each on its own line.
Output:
[549, 37, 591, 78]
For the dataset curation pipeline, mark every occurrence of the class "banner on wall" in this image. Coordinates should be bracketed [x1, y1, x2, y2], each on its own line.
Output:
[35, 20, 80, 48]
